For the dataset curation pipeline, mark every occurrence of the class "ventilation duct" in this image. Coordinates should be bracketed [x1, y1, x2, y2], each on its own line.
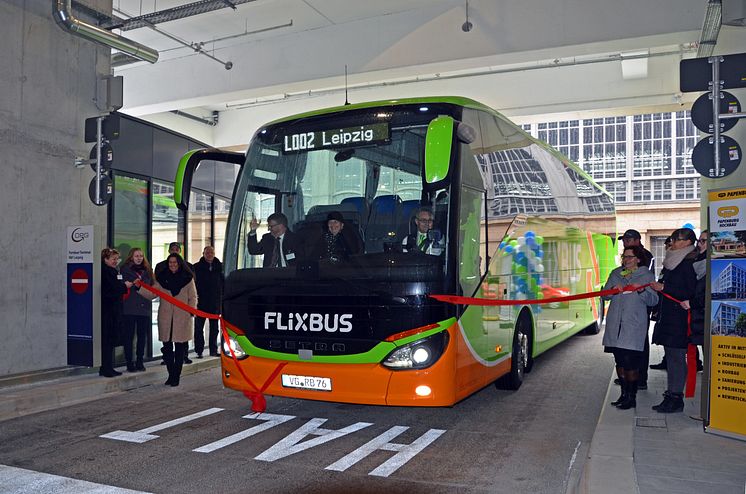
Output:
[103, 0, 258, 31]
[697, 0, 722, 57]
[53, 0, 159, 64]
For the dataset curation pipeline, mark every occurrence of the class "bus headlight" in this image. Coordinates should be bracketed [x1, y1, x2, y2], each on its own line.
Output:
[382, 331, 448, 370]
[221, 336, 248, 359]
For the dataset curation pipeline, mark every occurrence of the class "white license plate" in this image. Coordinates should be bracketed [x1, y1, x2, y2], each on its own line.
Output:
[281, 374, 332, 392]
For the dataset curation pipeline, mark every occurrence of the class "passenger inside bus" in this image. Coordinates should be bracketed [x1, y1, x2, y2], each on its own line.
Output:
[248, 212, 303, 267]
[307, 211, 363, 262]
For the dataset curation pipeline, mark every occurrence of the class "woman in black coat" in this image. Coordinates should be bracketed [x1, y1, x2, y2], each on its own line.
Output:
[100, 248, 132, 378]
[651, 228, 698, 413]
[120, 247, 154, 372]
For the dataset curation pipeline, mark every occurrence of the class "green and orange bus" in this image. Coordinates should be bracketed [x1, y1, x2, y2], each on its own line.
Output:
[175, 96, 617, 406]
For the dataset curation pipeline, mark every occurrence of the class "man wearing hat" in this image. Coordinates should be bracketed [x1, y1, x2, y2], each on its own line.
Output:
[616, 229, 655, 387]
[618, 229, 654, 271]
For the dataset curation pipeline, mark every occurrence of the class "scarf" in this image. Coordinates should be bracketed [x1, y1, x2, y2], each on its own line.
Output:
[693, 258, 706, 280]
[662, 244, 696, 271]
[159, 267, 192, 296]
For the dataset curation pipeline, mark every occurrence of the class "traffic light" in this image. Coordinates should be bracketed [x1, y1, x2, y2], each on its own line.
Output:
[680, 53, 746, 179]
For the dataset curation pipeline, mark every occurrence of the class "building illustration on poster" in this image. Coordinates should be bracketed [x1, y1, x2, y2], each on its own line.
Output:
[707, 188, 746, 440]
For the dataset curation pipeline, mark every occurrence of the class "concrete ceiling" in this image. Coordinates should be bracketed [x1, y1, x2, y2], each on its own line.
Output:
[108, 0, 746, 146]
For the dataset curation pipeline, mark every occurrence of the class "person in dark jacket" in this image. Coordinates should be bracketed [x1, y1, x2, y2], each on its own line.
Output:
[310, 211, 363, 262]
[248, 212, 304, 267]
[120, 247, 154, 372]
[688, 230, 708, 371]
[602, 245, 658, 410]
[650, 228, 698, 413]
[193, 246, 224, 358]
[100, 248, 132, 378]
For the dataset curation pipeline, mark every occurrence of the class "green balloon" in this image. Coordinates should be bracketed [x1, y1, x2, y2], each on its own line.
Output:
[509, 240, 519, 247]
[514, 265, 527, 274]
[536, 236, 544, 245]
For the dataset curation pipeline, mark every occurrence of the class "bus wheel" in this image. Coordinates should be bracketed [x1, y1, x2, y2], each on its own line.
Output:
[498, 316, 530, 390]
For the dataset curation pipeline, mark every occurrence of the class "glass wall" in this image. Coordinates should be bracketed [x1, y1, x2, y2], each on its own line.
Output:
[112, 175, 149, 256]
[214, 197, 231, 262]
[188, 191, 212, 264]
[529, 111, 700, 204]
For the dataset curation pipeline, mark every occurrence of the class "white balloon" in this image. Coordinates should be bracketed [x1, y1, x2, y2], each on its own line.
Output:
[535, 264, 544, 273]
[517, 237, 526, 246]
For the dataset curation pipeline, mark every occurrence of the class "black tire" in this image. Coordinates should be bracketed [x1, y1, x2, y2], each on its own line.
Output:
[498, 314, 531, 390]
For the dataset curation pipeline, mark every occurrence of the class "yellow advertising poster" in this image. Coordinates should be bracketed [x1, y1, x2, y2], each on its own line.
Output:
[708, 187, 746, 439]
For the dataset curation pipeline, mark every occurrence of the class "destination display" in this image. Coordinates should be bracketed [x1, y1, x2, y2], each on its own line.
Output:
[281, 123, 389, 154]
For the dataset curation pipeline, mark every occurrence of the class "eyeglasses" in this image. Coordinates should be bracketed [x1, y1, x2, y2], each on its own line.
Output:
[697, 238, 708, 243]
[416, 217, 434, 223]
[267, 222, 281, 229]
[621, 255, 637, 259]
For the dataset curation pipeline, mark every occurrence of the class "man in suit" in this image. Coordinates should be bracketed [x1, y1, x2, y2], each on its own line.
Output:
[401, 207, 443, 256]
[248, 212, 303, 267]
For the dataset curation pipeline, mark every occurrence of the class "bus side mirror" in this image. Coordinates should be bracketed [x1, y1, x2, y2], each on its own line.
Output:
[174, 149, 244, 210]
[424, 115, 455, 187]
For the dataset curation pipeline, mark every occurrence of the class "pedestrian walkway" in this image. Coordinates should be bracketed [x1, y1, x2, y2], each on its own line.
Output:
[0, 357, 219, 423]
[573, 344, 746, 494]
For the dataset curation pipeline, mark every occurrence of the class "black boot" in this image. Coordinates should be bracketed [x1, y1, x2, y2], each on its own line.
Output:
[611, 379, 627, 406]
[126, 362, 137, 373]
[617, 381, 637, 410]
[135, 359, 146, 372]
[650, 356, 667, 370]
[652, 391, 671, 411]
[656, 392, 684, 413]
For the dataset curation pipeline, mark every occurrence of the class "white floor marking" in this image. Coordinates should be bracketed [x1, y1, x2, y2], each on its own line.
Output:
[99, 407, 224, 443]
[254, 418, 373, 462]
[0, 464, 151, 493]
[193, 413, 296, 453]
[326, 426, 446, 477]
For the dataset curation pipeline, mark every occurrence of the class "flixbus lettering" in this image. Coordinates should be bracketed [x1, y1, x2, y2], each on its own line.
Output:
[264, 312, 352, 333]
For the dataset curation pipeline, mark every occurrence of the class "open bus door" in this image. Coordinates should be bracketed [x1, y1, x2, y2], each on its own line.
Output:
[174, 149, 245, 211]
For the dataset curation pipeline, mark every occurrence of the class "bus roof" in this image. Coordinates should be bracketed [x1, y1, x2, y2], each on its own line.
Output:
[262, 96, 496, 127]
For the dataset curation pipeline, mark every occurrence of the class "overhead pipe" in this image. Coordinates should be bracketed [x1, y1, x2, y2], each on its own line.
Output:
[53, 0, 159, 64]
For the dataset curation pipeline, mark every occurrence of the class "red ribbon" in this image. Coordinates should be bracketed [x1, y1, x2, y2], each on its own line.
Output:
[134, 280, 286, 412]
[430, 283, 643, 306]
[431, 282, 697, 398]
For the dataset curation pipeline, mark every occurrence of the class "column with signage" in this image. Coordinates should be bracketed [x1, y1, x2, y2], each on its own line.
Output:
[67, 225, 95, 366]
[708, 188, 746, 440]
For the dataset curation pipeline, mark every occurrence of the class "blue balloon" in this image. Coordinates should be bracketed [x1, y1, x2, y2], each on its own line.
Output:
[536, 247, 544, 258]
[504, 245, 514, 254]
[682, 222, 694, 230]
[526, 237, 537, 248]
[525, 231, 535, 238]
[499, 241, 506, 250]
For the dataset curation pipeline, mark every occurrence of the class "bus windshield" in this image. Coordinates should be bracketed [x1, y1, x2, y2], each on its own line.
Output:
[225, 105, 456, 287]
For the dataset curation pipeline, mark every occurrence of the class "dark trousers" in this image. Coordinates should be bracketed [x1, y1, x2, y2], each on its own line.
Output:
[162, 341, 187, 380]
[122, 315, 149, 364]
[100, 313, 117, 372]
[194, 316, 219, 355]
[640, 332, 650, 384]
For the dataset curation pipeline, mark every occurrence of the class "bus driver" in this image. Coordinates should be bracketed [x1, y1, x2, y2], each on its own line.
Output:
[402, 206, 444, 256]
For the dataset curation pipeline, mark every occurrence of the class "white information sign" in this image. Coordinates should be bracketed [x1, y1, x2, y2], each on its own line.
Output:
[67, 225, 94, 263]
